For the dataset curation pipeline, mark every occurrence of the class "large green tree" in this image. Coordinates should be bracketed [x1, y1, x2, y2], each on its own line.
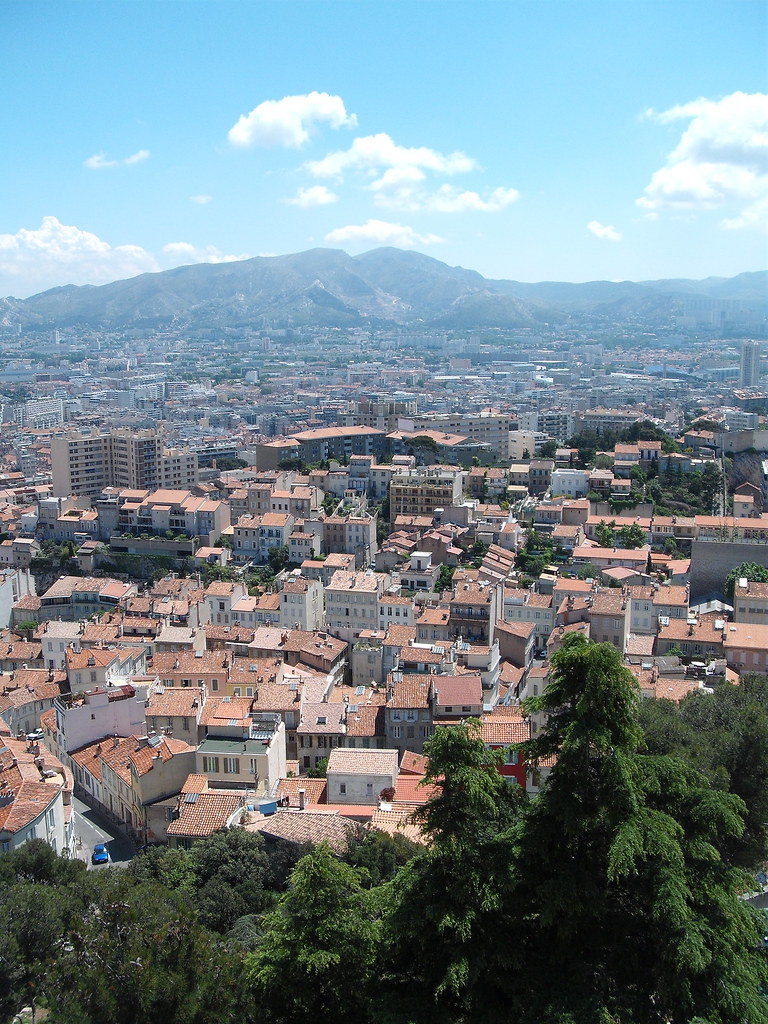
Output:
[381, 720, 524, 1023]
[640, 674, 768, 867]
[246, 843, 381, 1024]
[516, 633, 768, 1024]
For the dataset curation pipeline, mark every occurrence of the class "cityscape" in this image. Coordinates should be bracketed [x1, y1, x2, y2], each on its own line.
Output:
[1, 1, 767, 1021]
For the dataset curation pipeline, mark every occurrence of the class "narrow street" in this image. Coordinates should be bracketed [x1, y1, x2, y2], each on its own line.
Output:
[70, 795, 135, 869]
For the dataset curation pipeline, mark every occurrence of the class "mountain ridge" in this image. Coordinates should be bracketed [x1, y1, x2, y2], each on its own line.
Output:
[3, 247, 766, 331]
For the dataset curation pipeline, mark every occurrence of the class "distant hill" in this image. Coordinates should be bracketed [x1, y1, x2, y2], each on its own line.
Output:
[2, 248, 766, 331]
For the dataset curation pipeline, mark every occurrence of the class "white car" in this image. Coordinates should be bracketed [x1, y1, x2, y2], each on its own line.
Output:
[26, 728, 45, 742]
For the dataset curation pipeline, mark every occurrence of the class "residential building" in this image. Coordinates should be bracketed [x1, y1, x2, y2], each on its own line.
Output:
[325, 747, 399, 804]
[0, 727, 74, 856]
[51, 428, 198, 498]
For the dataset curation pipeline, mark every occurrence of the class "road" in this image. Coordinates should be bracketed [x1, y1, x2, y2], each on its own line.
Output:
[71, 795, 135, 869]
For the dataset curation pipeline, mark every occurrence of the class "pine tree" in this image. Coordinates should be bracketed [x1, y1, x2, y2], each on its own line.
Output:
[515, 633, 768, 1023]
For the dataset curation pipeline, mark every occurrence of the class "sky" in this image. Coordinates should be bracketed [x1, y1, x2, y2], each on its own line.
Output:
[1, 0, 766, 298]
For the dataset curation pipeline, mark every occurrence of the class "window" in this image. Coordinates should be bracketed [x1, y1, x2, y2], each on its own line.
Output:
[339, 783, 346, 795]
[223, 757, 239, 774]
[406, 725, 415, 738]
[183, 719, 189, 731]
[202, 756, 219, 772]
[392, 725, 402, 739]
[366, 783, 373, 796]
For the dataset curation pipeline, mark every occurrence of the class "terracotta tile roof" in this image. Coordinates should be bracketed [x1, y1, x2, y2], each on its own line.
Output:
[275, 777, 327, 807]
[384, 625, 418, 648]
[480, 716, 531, 745]
[144, 686, 205, 718]
[399, 750, 428, 775]
[326, 748, 399, 776]
[199, 696, 253, 727]
[432, 674, 483, 706]
[344, 704, 385, 738]
[393, 775, 438, 804]
[298, 702, 346, 735]
[369, 805, 425, 845]
[254, 808, 356, 853]
[166, 791, 244, 837]
[388, 674, 431, 709]
[181, 774, 209, 794]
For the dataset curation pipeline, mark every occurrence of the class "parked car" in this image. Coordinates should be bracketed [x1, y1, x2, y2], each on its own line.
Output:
[91, 843, 109, 865]
[26, 728, 45, 742]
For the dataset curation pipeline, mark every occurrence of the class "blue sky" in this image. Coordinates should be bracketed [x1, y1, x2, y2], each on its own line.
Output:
[1, 0, 766, 298]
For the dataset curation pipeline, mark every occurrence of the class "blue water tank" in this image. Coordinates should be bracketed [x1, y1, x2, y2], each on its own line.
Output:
[259, 800, 277, 816]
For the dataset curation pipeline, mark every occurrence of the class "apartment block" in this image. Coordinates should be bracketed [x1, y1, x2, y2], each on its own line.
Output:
[51, 428, 198, 497]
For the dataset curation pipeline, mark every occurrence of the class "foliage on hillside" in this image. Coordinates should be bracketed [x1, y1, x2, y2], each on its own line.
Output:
[2, 639, 767, 1023]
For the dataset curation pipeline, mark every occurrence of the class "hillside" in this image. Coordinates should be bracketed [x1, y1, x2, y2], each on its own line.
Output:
[3, 247, 766, 331]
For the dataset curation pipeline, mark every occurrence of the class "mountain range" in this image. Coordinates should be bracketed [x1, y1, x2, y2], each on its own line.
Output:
[1, 247, 766, 332]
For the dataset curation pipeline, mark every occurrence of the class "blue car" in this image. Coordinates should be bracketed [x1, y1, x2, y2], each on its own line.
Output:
[91, 843, 109, 865]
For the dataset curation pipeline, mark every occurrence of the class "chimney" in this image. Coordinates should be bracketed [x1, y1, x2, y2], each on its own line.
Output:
[298, 788, 306, 811]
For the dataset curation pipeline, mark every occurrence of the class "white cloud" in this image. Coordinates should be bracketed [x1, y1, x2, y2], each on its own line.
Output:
[638, 91, 768, 229]
[0, 217, 249, 298]
[189, 194, 213, 204]
[305, 132, 476, 181]
[324, 219, 443, 249]
[161, 242, 249, 264]
[83, 152, 119, 169]
[228, 91, 357, 148]
[285, 185, 338, 208]
[0, 216, 159, 296]
[587, 220, 622, 241]
[84, 149, 150, 169]
[375, 182, 519, 213]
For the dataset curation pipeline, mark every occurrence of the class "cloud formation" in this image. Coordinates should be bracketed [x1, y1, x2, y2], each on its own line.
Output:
[228, 91, 357, 148]
[587, 220, 622, 241]
[306, 132, 475, 183]
[324, 219, 443, 248]
[285, 185, 338, 207]
[84, 149, 150, 169]
[0, 217, 249, 298]
[0, 216, 159, 296]
[161, 242, 249, 264]
[638, 91, 768, 229]
[374, 182, 519, 213]
[189, 194, 213, 204]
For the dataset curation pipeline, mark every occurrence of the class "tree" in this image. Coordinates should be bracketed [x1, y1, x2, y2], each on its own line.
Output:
[640, 674, 768, 868]
[382, 721, 523, 1023]
[616, 522, 646, 549]
[343, 827, 420, 887]
[725, 561, 768, 600]
[435, 564, 455, 593]
[515, 633, 768, 1023]
[187, 828, 274, 933]
[305, 757, 328, 778]
[246, 844, 381, 1024]
[48, 872, 241, 1024]
[267, 544, 290, 573]
[595, 518, 616, 547]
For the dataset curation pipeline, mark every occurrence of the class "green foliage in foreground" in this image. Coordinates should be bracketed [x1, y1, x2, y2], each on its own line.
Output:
[1, 637, 767, 1024]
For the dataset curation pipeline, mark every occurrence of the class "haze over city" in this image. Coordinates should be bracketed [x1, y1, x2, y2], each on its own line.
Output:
[2, 0, 766, 299]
